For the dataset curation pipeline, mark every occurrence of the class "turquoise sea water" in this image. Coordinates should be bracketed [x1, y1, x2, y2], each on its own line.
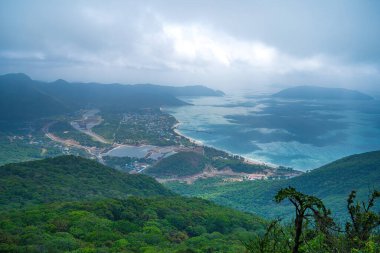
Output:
[164, 93, 380, 171]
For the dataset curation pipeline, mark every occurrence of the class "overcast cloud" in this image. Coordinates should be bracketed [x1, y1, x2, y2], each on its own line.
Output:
[1, 0, 380, 92]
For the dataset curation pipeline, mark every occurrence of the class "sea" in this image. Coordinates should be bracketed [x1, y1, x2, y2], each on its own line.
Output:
[163, 92, 380, 171]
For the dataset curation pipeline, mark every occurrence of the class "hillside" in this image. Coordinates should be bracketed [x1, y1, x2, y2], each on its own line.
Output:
[144, 148, 286, 180]
[0, 197, 265, 252]
[0, 156, 265, 252]
[0, 155, 173, 209]
[273, 85, 373, 100]
[135, 84, 225, 96]
[0, 73, 69, 120]
[166, 150, 380, 219]
[0, 73, 223, 121]
[145, 152, 207, 177]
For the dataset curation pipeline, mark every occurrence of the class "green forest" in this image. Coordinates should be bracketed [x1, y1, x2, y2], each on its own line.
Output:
[166, 151, 380, 219]
[0, 155, 379, 252]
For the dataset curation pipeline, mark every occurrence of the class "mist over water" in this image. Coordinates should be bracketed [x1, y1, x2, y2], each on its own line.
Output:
[164, 93, 380, 171]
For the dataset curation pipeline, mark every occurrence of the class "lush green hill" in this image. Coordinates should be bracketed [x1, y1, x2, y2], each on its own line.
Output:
[0, 155, 265, 252]
[0, 155, 173, 209]
[284, 150, 380, 196]
[0, 197, 264, 252]
[145, 152, 207, 177]
[145, 148, 277, 179]
[273, 85, 373, 100]
[166, 150, 380, 219]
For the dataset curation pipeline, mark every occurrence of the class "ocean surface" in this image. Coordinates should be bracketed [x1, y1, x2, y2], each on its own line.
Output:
[163, 92, 380, 171]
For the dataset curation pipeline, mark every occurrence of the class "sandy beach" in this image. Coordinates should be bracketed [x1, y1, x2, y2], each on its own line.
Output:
[172, 121, 272, 167]
[172, 123, 204, 146]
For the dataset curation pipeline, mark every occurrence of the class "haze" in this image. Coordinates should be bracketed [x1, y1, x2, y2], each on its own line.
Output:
[1, 0, 380, 93]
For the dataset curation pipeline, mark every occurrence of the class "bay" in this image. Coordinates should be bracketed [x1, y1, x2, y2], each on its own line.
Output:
[163, 92, 380, 171]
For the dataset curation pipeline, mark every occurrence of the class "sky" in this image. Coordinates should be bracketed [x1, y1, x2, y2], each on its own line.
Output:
[1, 0, 380, 92]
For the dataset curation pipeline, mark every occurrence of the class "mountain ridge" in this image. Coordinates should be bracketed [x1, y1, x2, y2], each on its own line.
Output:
[0, 155, 173, 209]
[273, 85, 373, 100]
[167, 150, 380, 219]
[0, 73, 223, 121]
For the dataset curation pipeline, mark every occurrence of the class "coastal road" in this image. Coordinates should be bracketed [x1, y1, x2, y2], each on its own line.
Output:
[42, 121, 105, 163]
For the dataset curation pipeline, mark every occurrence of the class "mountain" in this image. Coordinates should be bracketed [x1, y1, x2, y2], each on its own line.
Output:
[135, 84, 225, 96]
[145, 149, 275, 179]
[273, 86, 373, 100]
[0, 156, 265, 252]
[0, 197, 265, 252]
[146, 152, 207, 177]
[0, 155, 173, 209]
[166, 150, 380, 219]
[0, 73, 69, 120]
[0, 73, 223, 121]
[281, 150, 380, 198]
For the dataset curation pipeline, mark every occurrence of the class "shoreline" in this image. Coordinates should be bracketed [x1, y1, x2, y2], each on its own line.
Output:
[172, 122, 204, 146]
[172, 122, 275, 168]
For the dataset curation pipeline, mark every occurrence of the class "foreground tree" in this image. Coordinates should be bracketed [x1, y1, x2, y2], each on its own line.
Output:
[244, 188, 380, 253]
[345, 190, 380, 250]
[274, 187, 334, 253]
[242, 219, 291, 253]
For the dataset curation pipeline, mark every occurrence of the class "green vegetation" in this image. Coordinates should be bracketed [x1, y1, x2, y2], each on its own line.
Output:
[103, 156, 153, 171]
[166, 151, 380, 219]
[0, 73, 194, 121]
[0, 73, 222, 122]
[244, 188, 380, 253]
[0, 197, 265, 253]
[91, 114, 120, 141]
[0, 156, 172, 209]
[0, 74, 68, 121]
[166, 177, 287, 216]
[345, 190, 380, 250]
[0, 119, 93, 165]
[0, 131, 64, 166]
[0, 154, 379, 252]
[49, 121, 107, 148]
[204, 146, 276, 174]
[146, 152, 207, 177]
[144, 146, 283, 179]
[274, 187, 334, 253]
[93, 110, 180, 146]
[0, 155, 268, 252]
[0, 121, 59, 165]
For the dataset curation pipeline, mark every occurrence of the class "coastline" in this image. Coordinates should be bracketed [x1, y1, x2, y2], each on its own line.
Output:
[172, 122, 204, 146]
[172, 121, 274, 167]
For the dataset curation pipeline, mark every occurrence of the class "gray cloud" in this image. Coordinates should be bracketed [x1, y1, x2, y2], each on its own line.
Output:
[1, 0, 380, 92]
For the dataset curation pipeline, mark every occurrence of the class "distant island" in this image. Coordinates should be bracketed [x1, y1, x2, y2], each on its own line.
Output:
[272, 85, 373, 100]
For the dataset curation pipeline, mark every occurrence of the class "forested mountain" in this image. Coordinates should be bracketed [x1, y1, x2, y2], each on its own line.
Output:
[144, 148, 276, 179]
[0, 155, 173, 209]
[0, 197, 265, 252]
[273, 86, 373, 100]
[145, 152, 207, 177]
[0, 156, 265, 252]
[167, 150, 380, 219]
[0, 73, 223, 121]
[0, 73, 69, 120]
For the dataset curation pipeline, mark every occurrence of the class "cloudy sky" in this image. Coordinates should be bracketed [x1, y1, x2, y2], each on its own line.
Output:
[1, 0, 380, 92]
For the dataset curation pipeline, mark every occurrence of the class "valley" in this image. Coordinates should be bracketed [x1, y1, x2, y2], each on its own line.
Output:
[0, 73, 300, 182]
[18, 107, 299, 182]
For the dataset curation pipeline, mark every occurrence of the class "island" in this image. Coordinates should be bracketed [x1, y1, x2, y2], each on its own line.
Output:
[272, 85, 373, 100]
